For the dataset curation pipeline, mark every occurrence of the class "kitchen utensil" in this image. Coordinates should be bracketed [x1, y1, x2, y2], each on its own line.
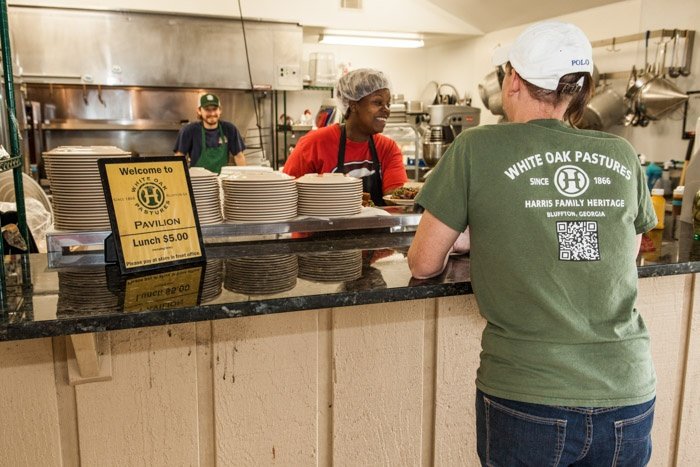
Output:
[581, 87, 625, 130]
[637, 77, 688, 120]
[422, 141, 449, 167]
[679, 32, 692, 77]
[478, 68, 504, 114]
[487, 93, 504, 116]
[669, 30, 681, 78]
[405, 100, 423, 114]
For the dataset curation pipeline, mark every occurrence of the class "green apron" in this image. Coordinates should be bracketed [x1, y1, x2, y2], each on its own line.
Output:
[195, 123, 228, 174]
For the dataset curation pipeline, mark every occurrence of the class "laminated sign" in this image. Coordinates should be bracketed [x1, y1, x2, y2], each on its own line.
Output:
[99, 156, 205, 274]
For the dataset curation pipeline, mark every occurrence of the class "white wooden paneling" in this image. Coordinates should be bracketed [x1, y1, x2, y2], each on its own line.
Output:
[433, 294, 484, 466]
[331, 301, 426, 465]
[676, 273, 700, 464]
[638, 275, 692, 467]
[212, 311, 320, 465]
[73, 324, 199, 466]
[0, 338, 62, 466]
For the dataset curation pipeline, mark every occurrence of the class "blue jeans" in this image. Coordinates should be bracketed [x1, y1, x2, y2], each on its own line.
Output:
[476, 389, 655, 467]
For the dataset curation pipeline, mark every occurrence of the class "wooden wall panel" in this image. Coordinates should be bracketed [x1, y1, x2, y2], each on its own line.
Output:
[433, 294, 484, 466]
[331, 301, 426, 465]
[212, 310, 320, 465]
[676, 273, 700, 465]
[73, 324, 199, 466]
[0, 338, 62, 466]
[1, 274, 699, 466]
[637, 275, 692, 467]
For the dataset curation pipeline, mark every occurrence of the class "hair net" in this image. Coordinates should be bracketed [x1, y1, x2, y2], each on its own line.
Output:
[335, 68, 392, 115]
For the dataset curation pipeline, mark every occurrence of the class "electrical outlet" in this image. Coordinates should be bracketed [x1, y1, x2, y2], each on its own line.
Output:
[277, 64, 301, 88]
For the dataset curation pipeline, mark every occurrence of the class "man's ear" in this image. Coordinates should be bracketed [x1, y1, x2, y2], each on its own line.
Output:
[507, 72, 522, 96]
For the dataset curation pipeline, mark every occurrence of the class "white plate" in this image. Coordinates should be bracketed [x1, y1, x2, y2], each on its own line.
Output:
[383, 195, 416, 206]
[296, 173, 361, 185]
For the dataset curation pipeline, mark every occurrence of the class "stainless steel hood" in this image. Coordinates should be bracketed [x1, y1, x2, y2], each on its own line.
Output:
[8, 6, 303, 90]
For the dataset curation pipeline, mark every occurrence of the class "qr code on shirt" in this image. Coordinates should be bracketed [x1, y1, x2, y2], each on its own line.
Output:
[556, 221, 600, 261]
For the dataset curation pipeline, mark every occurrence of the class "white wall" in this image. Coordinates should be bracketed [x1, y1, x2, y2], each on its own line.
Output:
[424, 0, 700, 162]
[9, 0, 699, 162]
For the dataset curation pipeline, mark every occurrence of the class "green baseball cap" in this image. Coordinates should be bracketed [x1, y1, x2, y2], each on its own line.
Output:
[199, 93, 220, 108]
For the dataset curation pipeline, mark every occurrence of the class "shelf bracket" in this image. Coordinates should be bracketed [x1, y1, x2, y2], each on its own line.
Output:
[67, 332, 113, 385]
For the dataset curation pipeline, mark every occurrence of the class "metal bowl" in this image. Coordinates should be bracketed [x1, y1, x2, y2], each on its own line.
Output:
[423, 141, 450, 167]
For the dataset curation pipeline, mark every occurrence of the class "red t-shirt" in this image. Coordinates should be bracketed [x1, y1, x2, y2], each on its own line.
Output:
[283, 124, 407, 193]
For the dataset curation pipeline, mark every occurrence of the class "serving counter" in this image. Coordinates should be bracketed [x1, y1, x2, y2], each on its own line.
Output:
[1, 217, 699, 466]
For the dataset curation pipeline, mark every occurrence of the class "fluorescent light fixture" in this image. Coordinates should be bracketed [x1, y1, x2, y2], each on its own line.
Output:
[319, 29, 424, 48]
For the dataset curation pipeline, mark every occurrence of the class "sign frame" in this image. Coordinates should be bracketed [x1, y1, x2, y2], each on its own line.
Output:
[98, 156, 206, 274]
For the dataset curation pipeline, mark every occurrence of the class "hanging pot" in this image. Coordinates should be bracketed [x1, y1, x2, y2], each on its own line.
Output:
[637, 77, 688, 120]
[487, 92, 504, 116]
[478, 68, 504, 114]
[581, 87, 625, 130]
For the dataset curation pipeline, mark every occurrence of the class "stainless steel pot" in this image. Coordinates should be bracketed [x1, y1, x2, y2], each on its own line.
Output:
[580, 87, 625, 130]
[423, 141, 449, 167]
[478, 69, 504, 116]
[637, 77, 688, 120]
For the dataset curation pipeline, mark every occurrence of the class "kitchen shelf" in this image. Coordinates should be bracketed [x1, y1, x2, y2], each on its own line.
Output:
[303, 85, 334, 93]
[592, 28, 695, 81]
[42, 119, 183, 131]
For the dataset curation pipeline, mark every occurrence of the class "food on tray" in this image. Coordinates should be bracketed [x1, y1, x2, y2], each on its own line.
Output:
[390, 186, 420, 200]
[362, 192, 375, 207]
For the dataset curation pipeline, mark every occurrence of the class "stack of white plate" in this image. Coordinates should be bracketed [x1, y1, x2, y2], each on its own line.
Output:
[200, 259, 224, 303]
[298, 250, 363, 282]
[222, 170, 297, 223]
[224, 255, 298, 295]
[189, 168, 223, 225]
[296, 173, 363, 217]
[57, 269, 120, 315]
[219, 165, 273, 178]
[0, 171, 53, 222]
[44, 146, 130, 231]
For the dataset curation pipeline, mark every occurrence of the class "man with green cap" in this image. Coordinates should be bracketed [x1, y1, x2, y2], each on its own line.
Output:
[174, 93, 246, 173]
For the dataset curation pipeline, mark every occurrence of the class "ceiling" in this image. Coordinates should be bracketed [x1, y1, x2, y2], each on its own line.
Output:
[424, 0, 628, 33]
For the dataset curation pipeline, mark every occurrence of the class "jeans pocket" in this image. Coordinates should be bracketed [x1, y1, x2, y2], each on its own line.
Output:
[613, 402, 655, 467]
[483, 397, 567, 467]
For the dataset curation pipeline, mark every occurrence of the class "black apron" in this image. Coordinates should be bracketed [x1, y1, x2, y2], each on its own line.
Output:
[336, 125, 385, 206]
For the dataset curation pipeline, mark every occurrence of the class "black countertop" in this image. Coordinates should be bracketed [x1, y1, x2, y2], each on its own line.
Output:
[1, 220, 699, 342]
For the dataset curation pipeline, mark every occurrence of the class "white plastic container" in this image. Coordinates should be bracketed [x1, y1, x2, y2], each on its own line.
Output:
[309, 52, 336, 86]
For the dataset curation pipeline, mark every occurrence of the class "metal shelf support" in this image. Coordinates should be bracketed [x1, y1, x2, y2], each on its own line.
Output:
[0, 0, 30, 300]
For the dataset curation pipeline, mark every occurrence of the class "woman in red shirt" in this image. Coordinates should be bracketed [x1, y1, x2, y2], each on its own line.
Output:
[283, 68, 407, 206]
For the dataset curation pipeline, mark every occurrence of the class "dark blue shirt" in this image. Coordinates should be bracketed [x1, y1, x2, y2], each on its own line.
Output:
[173, 121, 246, 166]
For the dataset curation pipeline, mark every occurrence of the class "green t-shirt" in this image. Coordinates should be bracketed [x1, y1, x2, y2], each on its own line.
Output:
[416, 119, 657, 407]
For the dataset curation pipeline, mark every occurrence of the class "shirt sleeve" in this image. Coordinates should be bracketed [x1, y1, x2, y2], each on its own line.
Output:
[173, 125, 193, 154]
[414, 136, 470, 233]
[225, 122, 246, 155]
[283, 132, 319, 177]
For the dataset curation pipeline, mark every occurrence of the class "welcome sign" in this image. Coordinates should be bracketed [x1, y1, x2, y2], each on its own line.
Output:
[99, 156, 205, 274]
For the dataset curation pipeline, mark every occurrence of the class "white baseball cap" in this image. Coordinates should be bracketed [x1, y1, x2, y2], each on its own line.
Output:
[492, 21, 593, 91]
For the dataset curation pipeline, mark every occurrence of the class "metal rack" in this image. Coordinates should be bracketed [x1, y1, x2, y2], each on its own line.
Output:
[0, 0, 30, 303]
[384, 122, 425, 181]
[273, 85, 334, 169]
[592, 29, 695, 81]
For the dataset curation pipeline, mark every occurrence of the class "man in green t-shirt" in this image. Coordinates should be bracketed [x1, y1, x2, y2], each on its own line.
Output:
[408, 21, 657, 466]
